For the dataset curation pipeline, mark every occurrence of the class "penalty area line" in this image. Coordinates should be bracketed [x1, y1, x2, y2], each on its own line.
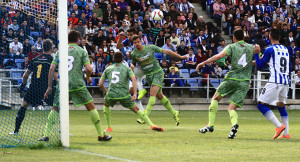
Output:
[66, 148, 140, 162]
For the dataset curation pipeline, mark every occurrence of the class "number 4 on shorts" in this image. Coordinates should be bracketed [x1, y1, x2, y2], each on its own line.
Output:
[238, 53, 247, 67]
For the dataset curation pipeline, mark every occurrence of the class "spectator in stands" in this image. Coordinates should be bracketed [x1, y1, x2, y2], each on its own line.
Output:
[296, 59, 300, 71]
[75, 0, 87, 11]
[174, 15, 185, 29]
[9, 37, 24, 59]
[241, 15, 251, 31]
[83, 5, 93, 21]
[138, 31, 148, 45]
[96, 56, 105, 77]
[154, 30, 166, 47]
[149, 23, 162, 41]
[180, 0, 195, 15]
[201, 63, 216, 85]
[93, 30, 106, 47]
[199, 39, 209, 55]
[246, 0, 257, 14]
[170, 31, 180, 47]
[179, 30, 191, 47]
[177, 40, 188, 56]
[8, 19, 19, 32]
[70, 4, 82, 18]
[196, 30, 208, 47]
[213, 0, 226, 28]
[118, 0, 128, 12]
[255, 9, 264, 27]
[103, 4, 115, 26]
[23, 39, 32, 57]
[33, 37, 43, 53]
[27, 46, 40, 63]
[142, 14, 154, 34]
[86, 21, 95, 36]
[168, 68, 184, 87]
[196, 16, 205, 30]
[69, 12, 79, 27]
[6, 29, 15, 43]
[256, 0, 266, 14]
[184, 49, 197, 69]
[79, 39, 93, 55]
[91, 2, 103, 20]
[206, 0, 214, 19]
[273, 8, 284, 22]
[86, 0, 95, 10]
[105, 50, 114, 64]
[185, 13, 196, 33]
[195, 48, 207, 64]
[75, 20, 86, 38]
[281, 24, 290, 43]
[295, 70, 300, 89]
[214, 63, 223, 78]
[161, 37, 176, 60]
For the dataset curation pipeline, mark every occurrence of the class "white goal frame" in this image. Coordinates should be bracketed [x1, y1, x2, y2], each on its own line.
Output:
[58, 0, 69, 147]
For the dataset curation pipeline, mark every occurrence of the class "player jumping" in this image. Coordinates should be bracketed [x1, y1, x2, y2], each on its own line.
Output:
[131, 35, 188, 126]
[9, 39, 56, 135]
[99, 52, 164, 132]
[38, 31, 111, 142]
[196, 29, 254, 139]
[254, 28, 290, 139]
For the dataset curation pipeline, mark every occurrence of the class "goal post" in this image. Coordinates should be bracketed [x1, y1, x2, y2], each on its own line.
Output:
[58, 0, 69, 148]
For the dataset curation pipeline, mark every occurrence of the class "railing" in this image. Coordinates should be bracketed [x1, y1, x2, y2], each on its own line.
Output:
[0, 79, 12, 106]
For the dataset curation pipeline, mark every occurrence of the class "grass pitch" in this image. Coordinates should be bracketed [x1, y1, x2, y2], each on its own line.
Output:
[1, 110, 300, 161]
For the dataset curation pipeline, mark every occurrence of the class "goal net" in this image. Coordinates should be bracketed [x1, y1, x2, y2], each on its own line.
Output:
[0, 0, 68, 148]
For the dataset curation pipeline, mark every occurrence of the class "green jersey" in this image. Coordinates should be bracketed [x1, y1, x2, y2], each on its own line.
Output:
[223, 40, 254, 81]
[131, 45, 163, 75]
[101, 63, 135, 99]
[53, 44, 90, 91]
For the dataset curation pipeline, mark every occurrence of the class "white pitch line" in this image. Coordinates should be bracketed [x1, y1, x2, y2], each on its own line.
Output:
[66, 148, 141, 162]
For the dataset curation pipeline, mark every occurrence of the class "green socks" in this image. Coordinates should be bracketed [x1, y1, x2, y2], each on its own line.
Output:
[137, 110, 154, 126]
[208, 100, 218, 127]
[145, 96, 156, 116]
[89, 109, 104, 137]
[160, 96, 176, 115]
[103, 106, 111, 128]
[44, 110, 59, 137]
[229, 110, 238, 126]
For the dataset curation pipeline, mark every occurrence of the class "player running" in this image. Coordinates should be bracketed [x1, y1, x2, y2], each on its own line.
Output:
[131, 35, 188, 126]
[38, 31, 111, 142]
[9, 39, 56, 135]
[196, 29, 254, 139]
[117, 28, 147, 100]
[99, 52, 164, 132]
[254, 28, 290, 139]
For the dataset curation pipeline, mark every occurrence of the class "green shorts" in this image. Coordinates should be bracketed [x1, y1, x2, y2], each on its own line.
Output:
[216, 79, 250, 108]
[53, 86, 93, 108]
[146, 70, 164, 93]
[104, 95, 135, 109]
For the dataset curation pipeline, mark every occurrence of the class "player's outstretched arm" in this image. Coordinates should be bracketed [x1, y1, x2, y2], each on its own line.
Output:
[99, 78, 107, 94]
[253, 44, 268, 70]
[44, 63, 56, 99]
[196, 51, 227, 72]
[116, 32, 125, 49]
[162, 49, 188, 60]
[130, 75, 137, 102]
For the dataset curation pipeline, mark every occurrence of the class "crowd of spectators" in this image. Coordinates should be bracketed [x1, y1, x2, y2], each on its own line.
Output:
[1, 0, 300, 88]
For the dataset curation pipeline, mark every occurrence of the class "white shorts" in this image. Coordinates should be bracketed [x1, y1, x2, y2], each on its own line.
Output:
[129, 81, 133, 88]
[258, 83, 289, 106]
[134, 65, 145, 78]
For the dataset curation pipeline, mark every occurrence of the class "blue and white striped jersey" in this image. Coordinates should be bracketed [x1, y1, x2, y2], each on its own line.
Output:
[261, 44, 291, 84]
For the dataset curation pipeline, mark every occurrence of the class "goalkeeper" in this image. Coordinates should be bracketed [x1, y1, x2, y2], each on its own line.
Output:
[9, 39, 56, 135]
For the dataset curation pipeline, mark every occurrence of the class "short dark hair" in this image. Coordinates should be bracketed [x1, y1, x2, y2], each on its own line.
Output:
[233, 29, 244, 41]
[270, 28, 280, 41]
[68, 30, 81, 43]
[43, 39, 53, 52]
[132, 35, 141, 41]
[114, 52, 123, 63]
[127, 28, 137, 34]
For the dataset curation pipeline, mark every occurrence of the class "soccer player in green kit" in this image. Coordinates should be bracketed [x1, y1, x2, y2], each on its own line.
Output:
[99, 52, 164, 132]
[131, 35, 188, 126]
[38, 31, 112, 142]
[196, 29, 254, 139]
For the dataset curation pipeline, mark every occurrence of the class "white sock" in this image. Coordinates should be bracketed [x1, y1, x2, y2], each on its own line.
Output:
[136, 99, 144, 111]
[137, 77, 144, 90]
[264, 111, 281, 128]
[281, 116, 289, 135]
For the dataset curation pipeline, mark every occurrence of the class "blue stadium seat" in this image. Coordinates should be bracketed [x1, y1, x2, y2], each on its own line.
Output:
[91, 78, 97, 86]
[210, 78, 220, 89]
[154, 53, 162, 60]
[191, 43, 196, 47]
[190, 69, 195, 74]
[104, 81, 109, 87]
[220, 78, 224, 83]
[180, 69, 189, 73]
[187, 79, 198, 91]
[194, 77, 203, 86]
[181, 71, 190, 84]
[10, 69, 23, 85]
[17, 79, 23, 85]
[15, 59, 25, 69]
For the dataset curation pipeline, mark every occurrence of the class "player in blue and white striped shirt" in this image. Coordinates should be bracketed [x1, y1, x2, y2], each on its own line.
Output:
[254, 29, 291, 139]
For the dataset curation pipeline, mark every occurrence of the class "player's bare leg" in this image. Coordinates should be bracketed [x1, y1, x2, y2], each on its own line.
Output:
[9, 100, 30, 135]
[199, 93, 222, 134]
[277, 102, 290, 139]
[86, 101, 112, 141]
[228, 103, 239, 139]
[156, 90, 180, 126]
[131, 105, 163, 132]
